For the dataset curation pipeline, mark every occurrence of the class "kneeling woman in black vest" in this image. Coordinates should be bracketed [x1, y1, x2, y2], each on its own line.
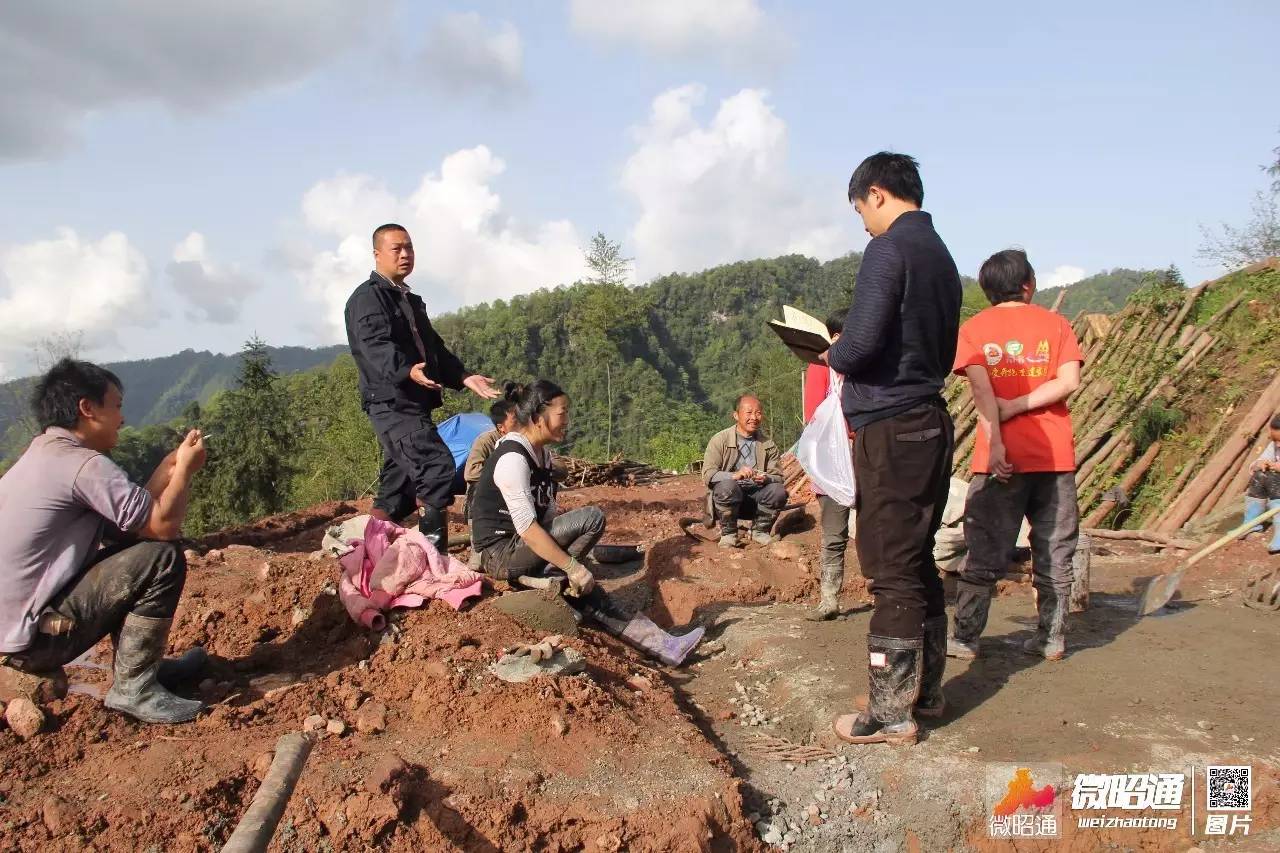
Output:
[471, 380, 704, 666]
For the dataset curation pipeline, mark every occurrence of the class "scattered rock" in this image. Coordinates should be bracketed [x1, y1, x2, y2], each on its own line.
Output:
[967, 746, 981, 753]
[807, 813, 823, 827]
[291, 606, 309, 627]
[258, 561, 274, 580]
[0, 664, 68, 703]
[595, 832, 623, 853]
[183, 549, 199, 563]
[5, 696, 45, 739]
[550, 714, 568, 737]
[355, 699, 388, 734]
[41, 795, 75, 835]
[366, 753, 408, 794]
[626, 674, 653, 693]
[488, 648, 586, 683]
[1197, 720, 1214, 731]
[326, 719, 347, 737]
[769, 542, 802, 562]
[303, 714, 327, 733]
[251, 751, 274, 781]
[491, 590, 582, 636]
[205, 549, 224, 563]
[762, 828, 783, 845]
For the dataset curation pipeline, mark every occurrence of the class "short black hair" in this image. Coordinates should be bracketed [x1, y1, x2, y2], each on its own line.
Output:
[847, 152, 924, 206]
[489, 399, 512, 427]
[32, 358, 123, 431]
[978, 249, 1035, 305]
[502, 380, 567, 427]
[1270, 414, 1280, 431]
[372, 223, 409, 248]
[825, 306, 849, 336]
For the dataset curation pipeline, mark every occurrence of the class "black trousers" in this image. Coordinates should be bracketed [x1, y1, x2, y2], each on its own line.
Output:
[5, 541, 187, 673]
[367, 403, 456, 517]
[853, 402, 953, 638]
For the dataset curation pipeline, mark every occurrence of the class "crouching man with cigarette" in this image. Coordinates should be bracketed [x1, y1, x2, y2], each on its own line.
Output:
[0, 359, 209, 724]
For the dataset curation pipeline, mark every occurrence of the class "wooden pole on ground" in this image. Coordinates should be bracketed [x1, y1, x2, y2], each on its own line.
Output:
[221, 733, 314, 853]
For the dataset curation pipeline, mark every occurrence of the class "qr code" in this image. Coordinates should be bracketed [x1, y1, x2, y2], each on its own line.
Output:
[1207, 766, 1251, 811]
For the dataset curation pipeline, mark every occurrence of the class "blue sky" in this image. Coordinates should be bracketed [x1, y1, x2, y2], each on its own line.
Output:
[1, 0, 1276, 378]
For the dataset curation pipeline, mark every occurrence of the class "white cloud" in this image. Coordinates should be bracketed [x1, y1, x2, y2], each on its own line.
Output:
[1038, 264, 1086, 291]
[0, 1, 392, 160]
[422, 12, 524, 99]
[0, 229, 151, 375]
[568, 0, 780, 62]
[296, 146, 589, 341]
[167, 232, 256, 324]
[621, 84, 850, 279]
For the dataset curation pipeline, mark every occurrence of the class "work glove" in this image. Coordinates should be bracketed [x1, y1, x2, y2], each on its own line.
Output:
[508, 635, 564, 663]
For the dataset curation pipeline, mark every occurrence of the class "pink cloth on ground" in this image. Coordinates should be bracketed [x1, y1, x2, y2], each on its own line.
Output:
[338, 517, 483, 630]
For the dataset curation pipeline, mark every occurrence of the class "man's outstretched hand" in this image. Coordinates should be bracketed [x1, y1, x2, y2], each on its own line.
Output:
[463, 374, 500, 399]
[409, 363, 442, 390]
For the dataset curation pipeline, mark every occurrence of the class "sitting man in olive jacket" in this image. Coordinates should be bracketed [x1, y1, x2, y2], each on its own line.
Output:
[702, 395, 787, 548]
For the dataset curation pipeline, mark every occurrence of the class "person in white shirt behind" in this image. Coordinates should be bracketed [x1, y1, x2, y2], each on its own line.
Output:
[469, 380, 704, 666]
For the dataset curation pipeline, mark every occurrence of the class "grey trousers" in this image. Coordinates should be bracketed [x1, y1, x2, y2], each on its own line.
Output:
[961, 473, 1079, 598]
[4, 541, 187, 674]
[817, 495, 851, 567]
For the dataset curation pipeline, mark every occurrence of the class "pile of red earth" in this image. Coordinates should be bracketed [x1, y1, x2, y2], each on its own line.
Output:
[0, 492, 772, 852]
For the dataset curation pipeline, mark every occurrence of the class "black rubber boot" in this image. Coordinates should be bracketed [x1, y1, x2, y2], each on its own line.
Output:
[834, 637, 921, 745]
[157, 646, 208, 689]
[1022, 587, 1068, 660]
[749, 507, 779, 546]
[713, 502, 740, 548]
[418, 505, 449, 554]
[104, 614, 205, 724]
[948, 581, 993, 660]
[916, 615, 947, 716]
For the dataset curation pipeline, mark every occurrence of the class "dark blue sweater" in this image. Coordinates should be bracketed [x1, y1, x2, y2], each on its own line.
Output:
[827, 211, 961, 430]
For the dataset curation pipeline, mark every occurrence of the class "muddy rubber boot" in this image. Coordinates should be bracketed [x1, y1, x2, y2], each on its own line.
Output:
[852, 616, 946, 719]
[104, 614, 205, 724]
[833, 637, 921, 746]
[948, 581, 992, 660]
[619, 613, 706, 667]
[156, 646, 208, 689]
[915, 615, 947, 716]
[714, 502, 741, 548]
[1022, 589, 1067, 661]
[418, 506, 449, 554]
[806, 556, 844, 621]
[750, 507, 779, 546]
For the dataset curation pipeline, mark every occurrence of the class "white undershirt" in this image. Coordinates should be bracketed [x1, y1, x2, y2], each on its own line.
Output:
[492, 433, 557, 534]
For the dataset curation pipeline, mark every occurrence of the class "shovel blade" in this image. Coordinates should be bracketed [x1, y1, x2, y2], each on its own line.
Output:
[1136, 567, 1186, 616]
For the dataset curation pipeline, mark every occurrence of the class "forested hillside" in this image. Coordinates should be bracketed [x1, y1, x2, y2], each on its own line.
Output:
[0, 250, 1165, 534]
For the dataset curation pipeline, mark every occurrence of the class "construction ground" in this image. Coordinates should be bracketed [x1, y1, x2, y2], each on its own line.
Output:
[1, 474, 1277, 853]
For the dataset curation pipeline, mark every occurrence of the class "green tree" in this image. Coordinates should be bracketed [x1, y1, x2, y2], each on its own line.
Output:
[584, 231, 633, 286]
[187, 338, 297, 534]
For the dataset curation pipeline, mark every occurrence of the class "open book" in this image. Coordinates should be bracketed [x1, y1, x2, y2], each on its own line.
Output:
[767, 305, 831, 365]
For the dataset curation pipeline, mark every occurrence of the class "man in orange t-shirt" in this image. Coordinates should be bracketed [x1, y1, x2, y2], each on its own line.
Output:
[949, 249, 1083, 663]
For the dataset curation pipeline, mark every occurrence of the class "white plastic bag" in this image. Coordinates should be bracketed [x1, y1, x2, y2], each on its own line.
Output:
[796, 370, 856, 507]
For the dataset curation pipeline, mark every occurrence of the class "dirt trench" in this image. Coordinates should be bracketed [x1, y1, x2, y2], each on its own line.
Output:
[1, 475, 1277, 851]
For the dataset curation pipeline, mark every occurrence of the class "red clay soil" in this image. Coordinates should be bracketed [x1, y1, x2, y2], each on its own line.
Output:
[0, 481, 766, 852]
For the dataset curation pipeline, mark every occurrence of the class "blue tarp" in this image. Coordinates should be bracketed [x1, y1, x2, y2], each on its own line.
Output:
[437, 412, 493, 495]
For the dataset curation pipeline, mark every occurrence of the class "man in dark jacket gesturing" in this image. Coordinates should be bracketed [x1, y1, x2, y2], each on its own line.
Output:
[826, 153, 961, 747]
[344, 223, 498, 551]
